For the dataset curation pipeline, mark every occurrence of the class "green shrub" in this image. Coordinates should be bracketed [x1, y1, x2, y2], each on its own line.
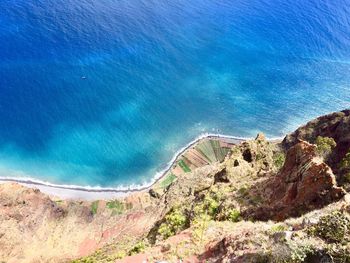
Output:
[315, 136, 336, 158]
[325, 244, 350, 262]
[158, 207, 187, 239]
[266, 242, 315, 263]
[270, 224, 288, 234]
[128, 241, 146, 255]
[227, 209, 241, 222]
[193, 190, 224, 220]
[340, 152, 350, 169]
[310, 211, 350, 243]
[340, 152, 350, 183]
[289, 243, 315, 263]
[114, 251, 127, 259]
[91, 201, 99, 215]
[204, 195, 220, 217]
[273, 152, 286, 170]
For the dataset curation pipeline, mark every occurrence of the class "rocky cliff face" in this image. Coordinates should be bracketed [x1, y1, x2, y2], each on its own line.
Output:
[250, 140, 345, 221]
[1, 110, 350, 263]
[282, 109, 350, 185]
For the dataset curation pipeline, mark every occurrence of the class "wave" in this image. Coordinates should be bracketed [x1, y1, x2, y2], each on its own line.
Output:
[0, 133, 283, 194]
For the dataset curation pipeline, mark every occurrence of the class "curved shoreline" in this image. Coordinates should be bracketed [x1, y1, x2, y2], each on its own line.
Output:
[0, 133, 283, 199]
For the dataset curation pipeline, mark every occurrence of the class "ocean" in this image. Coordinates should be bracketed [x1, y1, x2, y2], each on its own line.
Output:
[0, 0, 349, 189]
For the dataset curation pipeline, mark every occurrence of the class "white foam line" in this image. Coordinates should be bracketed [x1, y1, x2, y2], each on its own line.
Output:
[0, 133, 282, 199]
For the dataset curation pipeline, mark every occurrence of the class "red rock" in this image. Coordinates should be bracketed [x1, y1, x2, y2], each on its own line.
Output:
[282, 110, 350, 179]
[251, 141, 345, 221]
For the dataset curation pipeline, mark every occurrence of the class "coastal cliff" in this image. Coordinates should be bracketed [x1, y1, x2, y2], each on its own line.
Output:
[1, 110, 350, 263]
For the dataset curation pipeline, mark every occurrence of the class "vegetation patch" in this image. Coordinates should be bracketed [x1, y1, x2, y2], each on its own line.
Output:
[195, 140, 218, 163]
[54, 200, 63, 205]
[288, 243, 315, 263]
[159, 173, 177, 189]
[158, 207, 188, 240]
[202, 195, 220, 217]
[269, 224, 289, 234]
[178, 159, 191, 173]
[263, 242, 315, 263]
[235, 185, 257, 207]
[115, 251, 127, 259]
[340, 151, 350, 169]
[340, 151, 350, 183]
[273, 152, 286, 170]
[315, 136, 336, 159]
[91, 201, 99, 215]
[226, 208, 241, 222]
[308, 211, 350, 243]
[192, 188, 240, 224]
[106, 199, 130, 215]
[192, 213, 211, 246]
[128, 241, 146, 256]
[72, 259, 93, 263]
[324, 244, 350, 262]
[193, 189, 224, 220]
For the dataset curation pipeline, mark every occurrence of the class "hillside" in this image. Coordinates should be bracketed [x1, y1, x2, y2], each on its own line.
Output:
[1, 110, 350, 263]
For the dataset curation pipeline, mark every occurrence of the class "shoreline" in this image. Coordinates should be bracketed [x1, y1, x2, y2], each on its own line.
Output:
[0, 133, 283, 200]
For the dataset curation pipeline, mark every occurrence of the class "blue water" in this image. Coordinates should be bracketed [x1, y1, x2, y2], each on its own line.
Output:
[0, 0, 350, 188]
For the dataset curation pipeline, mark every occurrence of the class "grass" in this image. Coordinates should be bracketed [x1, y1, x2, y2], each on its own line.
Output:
[91, 201, 99, 215]
[270, 224, 288, 234]
[160, 173, 177, 189]
[106, 200, 132, 215]
[158, 207, 188, 239]
[211, 140, 230, 162]
[195, 139, 230, 164]
[273, 152, 286, 170]
[178, 159, 191, 173]
[227, 209, 241, 222]
[128, 241, 146, 256]
[106, 200, 123, 209]
[196, 140, 216, 163]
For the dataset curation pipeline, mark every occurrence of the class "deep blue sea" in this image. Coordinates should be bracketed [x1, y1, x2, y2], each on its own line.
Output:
[0, 0, 350, 188]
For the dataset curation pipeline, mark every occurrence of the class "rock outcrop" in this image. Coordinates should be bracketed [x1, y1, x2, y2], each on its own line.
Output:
[282, 110, 350, 181]
[282, 110, 350, 150]
[251, 141, 345, 221]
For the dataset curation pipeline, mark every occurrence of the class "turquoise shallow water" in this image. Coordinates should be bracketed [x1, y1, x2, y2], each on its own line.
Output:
[0, 0, 350, 188]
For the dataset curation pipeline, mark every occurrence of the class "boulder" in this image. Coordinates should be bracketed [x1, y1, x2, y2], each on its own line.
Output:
[214, 168, 229, 183]
[149, 188, 162, 199]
